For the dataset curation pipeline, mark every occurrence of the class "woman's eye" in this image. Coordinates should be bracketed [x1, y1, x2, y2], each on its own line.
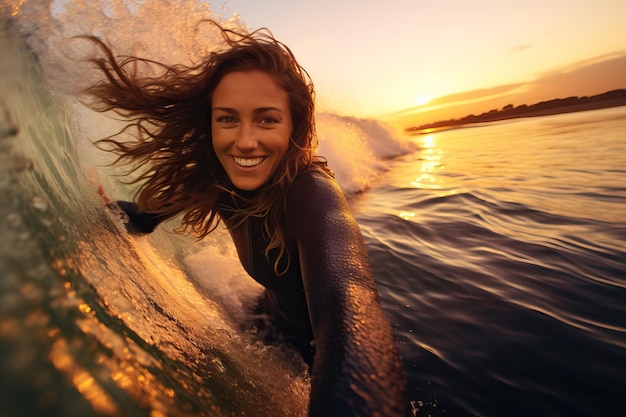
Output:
[216, 116, 236, 123]
[259, 116, 279, 124]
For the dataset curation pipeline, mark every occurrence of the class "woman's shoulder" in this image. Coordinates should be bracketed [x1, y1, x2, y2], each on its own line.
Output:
[291, 166, 339, 190]
[286, 167, 353, 227]
[289, 168, 343, 204]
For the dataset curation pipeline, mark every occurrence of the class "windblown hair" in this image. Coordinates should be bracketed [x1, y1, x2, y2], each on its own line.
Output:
[83, 21, 331, 273]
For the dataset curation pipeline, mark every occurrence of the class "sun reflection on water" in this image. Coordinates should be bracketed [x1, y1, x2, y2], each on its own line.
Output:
[410, 134, 443, 190]
[411, 134, 458, 197]
[394, 133, 463, 222]
[399, 211, 416, 221]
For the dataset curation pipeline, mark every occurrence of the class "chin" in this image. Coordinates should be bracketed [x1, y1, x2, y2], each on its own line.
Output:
[232, 179, 265, 191]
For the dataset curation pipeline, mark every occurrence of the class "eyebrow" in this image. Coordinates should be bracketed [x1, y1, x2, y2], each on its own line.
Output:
[211, 106, 285, 114]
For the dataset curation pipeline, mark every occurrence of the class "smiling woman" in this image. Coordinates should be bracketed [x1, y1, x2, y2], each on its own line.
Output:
[81, 20, 408, 417]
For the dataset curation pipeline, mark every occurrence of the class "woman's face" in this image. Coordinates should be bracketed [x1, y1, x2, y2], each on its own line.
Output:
[211, 71, 293, 191]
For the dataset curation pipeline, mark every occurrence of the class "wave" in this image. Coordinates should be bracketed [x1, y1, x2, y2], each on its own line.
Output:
[2, 16, 314, 415]
[317, 112, 414, 193]
[1, 3, 413, 415]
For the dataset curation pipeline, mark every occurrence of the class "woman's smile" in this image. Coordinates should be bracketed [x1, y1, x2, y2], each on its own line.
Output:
[233, 155, 267, 167]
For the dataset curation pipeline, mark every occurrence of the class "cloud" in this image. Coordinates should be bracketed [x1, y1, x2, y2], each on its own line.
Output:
[526, 51, 626, 100]
[428, 83, 525, 107]
[510, 44, 532, 53]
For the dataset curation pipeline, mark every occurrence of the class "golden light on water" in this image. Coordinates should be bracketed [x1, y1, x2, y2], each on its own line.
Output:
[411, 134, 443, 190]
[10, 0, 26, 16]
[399, 211, 416, 220]
[398, 133, 463, 221]
[50, 339, 118, 415]
[422, 135, 435, 148]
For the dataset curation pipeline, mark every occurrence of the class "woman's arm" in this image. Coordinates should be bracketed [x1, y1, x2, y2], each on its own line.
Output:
[287, 172, 408, 417]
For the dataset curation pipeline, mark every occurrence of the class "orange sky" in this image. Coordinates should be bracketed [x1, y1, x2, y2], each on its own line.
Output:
[386, 51, 626, 128]
[223, 0, 626, 125]
[46, 0, 626, 126]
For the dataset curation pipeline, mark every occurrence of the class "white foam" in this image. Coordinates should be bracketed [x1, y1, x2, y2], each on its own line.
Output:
[317, 112, 415, 194]
[182, 230, 265, 325]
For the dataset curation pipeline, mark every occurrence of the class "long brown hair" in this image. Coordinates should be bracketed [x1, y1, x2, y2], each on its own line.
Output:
[83, 21, 331, 273]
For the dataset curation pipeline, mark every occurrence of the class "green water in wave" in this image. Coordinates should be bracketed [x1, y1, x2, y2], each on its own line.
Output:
[1, 19, 309, 417]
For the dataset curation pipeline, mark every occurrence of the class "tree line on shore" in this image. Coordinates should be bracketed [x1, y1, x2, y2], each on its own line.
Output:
[407, 89, 626, 133]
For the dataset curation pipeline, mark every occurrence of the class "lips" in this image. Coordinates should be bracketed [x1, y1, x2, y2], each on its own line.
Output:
[233, 156, 266, 167]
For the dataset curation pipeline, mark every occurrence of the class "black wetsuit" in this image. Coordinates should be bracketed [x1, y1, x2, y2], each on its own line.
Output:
[224, 203, 316, 363]
[117, 170, 407, 416]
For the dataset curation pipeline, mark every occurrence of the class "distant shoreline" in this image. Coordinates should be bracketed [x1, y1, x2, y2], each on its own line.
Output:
[406, 89, 626, 135]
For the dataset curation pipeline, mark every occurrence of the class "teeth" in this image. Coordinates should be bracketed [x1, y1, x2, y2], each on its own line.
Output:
[234, 156, 264, 167]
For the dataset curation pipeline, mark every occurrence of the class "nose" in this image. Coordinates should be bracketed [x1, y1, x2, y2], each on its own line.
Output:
[235, 123, 257, 152]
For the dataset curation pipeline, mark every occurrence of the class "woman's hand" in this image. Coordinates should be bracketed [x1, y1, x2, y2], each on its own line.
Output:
[115, 201, 164, 234]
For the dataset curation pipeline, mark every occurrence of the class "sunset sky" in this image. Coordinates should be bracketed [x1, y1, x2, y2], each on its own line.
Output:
[220, 0, 626, 126]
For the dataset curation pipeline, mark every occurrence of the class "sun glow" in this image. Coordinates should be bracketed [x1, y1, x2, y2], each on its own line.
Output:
[415, 94, 432, 106]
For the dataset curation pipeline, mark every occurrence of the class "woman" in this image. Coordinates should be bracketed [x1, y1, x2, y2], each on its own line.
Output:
[85, 22, 407, 416]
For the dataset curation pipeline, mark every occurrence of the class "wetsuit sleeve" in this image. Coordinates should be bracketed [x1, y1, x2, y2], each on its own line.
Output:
[286, 172, 408, 417]
[115, 201, 171, 234]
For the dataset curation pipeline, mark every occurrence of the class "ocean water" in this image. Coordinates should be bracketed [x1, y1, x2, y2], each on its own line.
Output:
[2, 1, 625, 417]
[355, 109, 626, 416]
